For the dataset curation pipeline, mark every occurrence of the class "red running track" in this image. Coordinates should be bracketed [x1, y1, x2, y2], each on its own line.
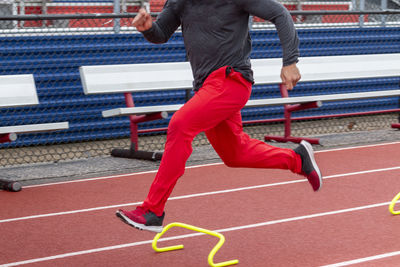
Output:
[1, 142, 400, 267]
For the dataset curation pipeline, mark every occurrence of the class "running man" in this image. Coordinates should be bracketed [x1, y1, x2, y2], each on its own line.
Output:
[116, 0, 323, 233]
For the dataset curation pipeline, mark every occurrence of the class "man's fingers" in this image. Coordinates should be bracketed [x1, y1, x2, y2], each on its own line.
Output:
[133, 8, 152, 31]
[280, 72, 294, 90]
[133, 15, 145, 27]
[281, 63, 301, 90]
[287, 75, 301, 90]
[289, 75, 301, 90]
[286, 81, 294, 90]
[132, 8, 147, 26]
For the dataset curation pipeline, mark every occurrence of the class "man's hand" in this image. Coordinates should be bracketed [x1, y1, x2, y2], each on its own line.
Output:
[280, 63, 301, 90]
[133, 8, 152, 32]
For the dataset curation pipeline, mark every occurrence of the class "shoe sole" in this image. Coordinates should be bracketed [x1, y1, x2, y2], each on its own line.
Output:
[301, 140, 323, 191]
[115, 210, 163, 233]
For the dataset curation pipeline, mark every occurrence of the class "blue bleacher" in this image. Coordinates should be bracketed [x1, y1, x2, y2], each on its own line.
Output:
[0, 27, 399, 147]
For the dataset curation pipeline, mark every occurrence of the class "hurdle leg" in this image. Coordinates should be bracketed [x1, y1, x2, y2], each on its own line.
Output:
[389, 192, 400, 215]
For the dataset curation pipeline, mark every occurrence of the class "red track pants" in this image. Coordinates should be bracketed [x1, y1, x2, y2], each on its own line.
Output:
[141, 66, 302, 216]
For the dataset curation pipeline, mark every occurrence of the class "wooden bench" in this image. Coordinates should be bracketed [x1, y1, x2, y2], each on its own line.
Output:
[79, 53, 400, 160]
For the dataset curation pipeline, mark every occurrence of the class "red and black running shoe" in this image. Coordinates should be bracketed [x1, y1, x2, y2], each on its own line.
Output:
[116, 207, 164, 233]
[294, 140, 323, 191]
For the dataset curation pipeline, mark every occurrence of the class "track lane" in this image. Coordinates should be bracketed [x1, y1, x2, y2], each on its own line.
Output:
[4, 202, 400, 267]
[1, 142, 400, 266]
[1, 167, 399, 265]
[2, 142, 400, 221]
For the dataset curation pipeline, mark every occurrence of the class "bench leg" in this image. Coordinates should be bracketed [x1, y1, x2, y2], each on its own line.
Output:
[392, 93, 400, 128]
[109, 93, 165, 161]
[111, 143, 163, 161]
[0, 133, 17, 144]
[264, 84, 320, 145]
[0, 178, 22, 192]
[264, 102, 320, 144]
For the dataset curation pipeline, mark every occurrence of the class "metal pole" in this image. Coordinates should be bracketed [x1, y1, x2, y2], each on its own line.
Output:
[359, 0, 365, 27]
[20, 0, 25, 28]
[41, 0, 47, 28]
[113, 0, 120, 34]
[351, 0, 357, 10]
[121, 0, 127, 13]
[1, 10, 400, 21]
[12, 0, 17, 29]
[296, 0, 303, 23]
[381, 0, 387, 26]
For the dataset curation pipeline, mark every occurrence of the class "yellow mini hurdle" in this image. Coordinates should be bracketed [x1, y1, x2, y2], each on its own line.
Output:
[389, 192, 400, 215]
[152, 222, 239, 267]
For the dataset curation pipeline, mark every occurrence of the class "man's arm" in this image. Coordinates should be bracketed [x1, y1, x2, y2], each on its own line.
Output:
[133, 1, 181, 44]
[234, 0, 301, 89]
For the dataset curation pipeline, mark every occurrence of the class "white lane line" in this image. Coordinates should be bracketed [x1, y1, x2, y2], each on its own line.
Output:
[0, 180, 301, 224]
[321, 250, 400, 267]
[0, 201, 391, 267]
[316, 141, 400, 153]
[23, 141, 400, 188]
[2, 165, 400, 224]
[24, 162, 223, 188]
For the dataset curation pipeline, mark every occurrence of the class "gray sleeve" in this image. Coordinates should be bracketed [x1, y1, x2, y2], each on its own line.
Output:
[141, 0, 181, 44]
[234, 0, 300, 66]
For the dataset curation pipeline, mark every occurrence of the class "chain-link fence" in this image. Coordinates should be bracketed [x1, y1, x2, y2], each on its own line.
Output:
[1, 1, 400, 31]
[1, 1, 400, 167]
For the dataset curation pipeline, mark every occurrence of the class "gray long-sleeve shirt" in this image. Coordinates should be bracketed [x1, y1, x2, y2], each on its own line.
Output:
[142, 0, 299, 90]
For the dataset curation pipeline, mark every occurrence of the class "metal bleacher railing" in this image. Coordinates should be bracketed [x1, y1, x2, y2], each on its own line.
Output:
[0, 1, 400, 166]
